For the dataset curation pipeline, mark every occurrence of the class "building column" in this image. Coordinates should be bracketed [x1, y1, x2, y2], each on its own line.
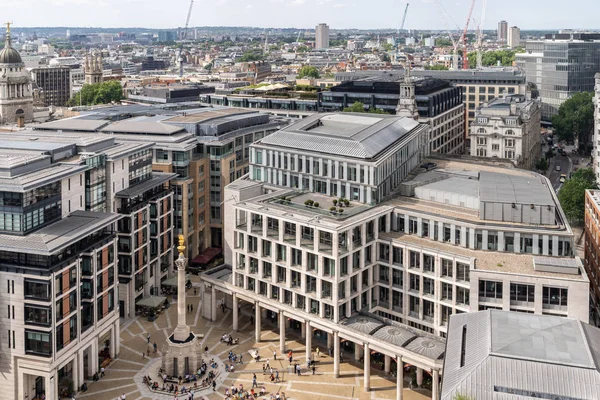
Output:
[301, 322, 306, 339]
[397, 356, 403, 400]
[279, 311, 286, 352]
[109, 324, 116, 358]
[255, 303, 261, 342]
[355, 343, 363, 361]
[90, 338, 99, 375]
[305, 321, 312, 361]
[232, 293, 239, 332]
[384, 355, 391, 374]
[364, 343, 371, 392]
[114, 317, 120, 357]
[432, 369, 439, 400]
[211, 286, 217, 322]
[416, 367, 423, 386]
[327, 332, 333, 348]
[333, 331, 340, 378]
[72, 357, 80, 393]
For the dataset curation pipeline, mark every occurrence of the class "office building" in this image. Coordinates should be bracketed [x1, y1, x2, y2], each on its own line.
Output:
[0, 25, 34, 125]
[158, 30, 176, 42]
[127, 83, 214, 104]
[316, 23, 330, 50]
[30, 66, 72, 107]
[584, 190, 600, 326]
[594, 73, 600, 181]
[507, 26, 521, 49]
[497, 20, 508, 41]
[470, 93, 541, 169]
[442, 310, 600, 400]
[33, 105, 289, 262]
[515, 33, 600, 121]
[201, 113, 587, 400]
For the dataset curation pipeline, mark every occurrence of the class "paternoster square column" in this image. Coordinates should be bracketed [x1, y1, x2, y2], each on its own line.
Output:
[173, 235, 190, 341]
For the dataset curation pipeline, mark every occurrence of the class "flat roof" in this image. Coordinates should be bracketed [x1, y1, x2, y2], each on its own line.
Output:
[0, 163, 87, 192]
[115, 172, 177, 198]
[0, 149, 49, 168]
[101, 141, 154, 160]
[100, 115, 186, 135]
[0, 211, 120, 255]
[257, 112, 422, 159]
[163, 107, 256, 123]
[479, 171, 554, 206]
[35, 117, 110, 132]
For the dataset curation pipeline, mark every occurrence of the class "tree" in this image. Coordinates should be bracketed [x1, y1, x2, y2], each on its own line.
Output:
[297, 65, 320, 79]
[382, 43, 394, 52]
[380, 53, 391, 62]
[453, 395, 473, 400]
[435, 38, 453, 47]
[343, 101, 387, 114]
[239, 50, 264, 62]
[204, 62, 213, 71]
[552, 92, 594, 147]
[68, 81, 123, 106]
[425, 64, 449, 70]
[558, 167, 598, 224]
[535, 158, 549, 171]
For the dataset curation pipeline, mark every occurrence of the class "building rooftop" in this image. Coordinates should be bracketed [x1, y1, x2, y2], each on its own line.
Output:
[115, 172, 177, 199]
[257, 113, 422, 159]
[100, 115, 186, 135]
[0, 163, 87, 192]
[35, 117, 110, 132]
[441, 310, 600, 400]
[0, 210, 120, 255]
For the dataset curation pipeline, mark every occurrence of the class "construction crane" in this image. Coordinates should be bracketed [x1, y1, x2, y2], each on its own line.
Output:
[264, 30, 269, 53]
[475, 0, 488, 69]
[296, 31, 302, 43]
[434, 0, 462, 70]
[460, 0, 477, 69]
[178, 0, 194, 77]
[399, 3, 410, 34]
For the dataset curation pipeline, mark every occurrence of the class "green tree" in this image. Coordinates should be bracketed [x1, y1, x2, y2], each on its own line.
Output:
[296, 45, 309, 53]
[435, 38, 453, 47]
[382, 43, 394, 52]
[535, 158, 549, 171]
[425, 64, 449, 70]
[558, 168, 598, 224]
[381, 53, 391, 62]
[68, 81, 123, 106]
[297, 65, 320, 79]
[453, 395, 473, 400]
[552, 92, 594, 147]
[204, 62, 213, 71]
[343, 101, 386, 114]
[239, 50, 264, 62]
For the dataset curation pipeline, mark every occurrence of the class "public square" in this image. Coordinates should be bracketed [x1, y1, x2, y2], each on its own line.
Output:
[74, 282, 432, 400]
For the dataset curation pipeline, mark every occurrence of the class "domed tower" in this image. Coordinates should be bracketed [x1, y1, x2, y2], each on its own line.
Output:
[0, 22, 34, 126]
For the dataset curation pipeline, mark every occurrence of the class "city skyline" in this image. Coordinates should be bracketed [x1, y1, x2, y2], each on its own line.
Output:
[3, 0, 598, 31]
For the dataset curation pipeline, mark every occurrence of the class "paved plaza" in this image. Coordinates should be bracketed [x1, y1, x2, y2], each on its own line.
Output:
[74, 283, 432, 400]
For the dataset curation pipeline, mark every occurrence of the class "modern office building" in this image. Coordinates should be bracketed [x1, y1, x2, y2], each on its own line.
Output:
[315, 23, 330, 50]
[469, 93, 541, 169]
[157, 30, 176, 42]
[442, 310, 600, 400]
[201, 113, 587, 400]
[33, 105, 290, 261]
[507, 26, 521, 49]
[515, 33, 600, 121]
[584, 189, 600, 326]
[127, 83, 214, 104]
[0, 25, 34, 125]
[594, 73, 600, 181]
[0, 136, 124, 400]
[30, 66, 72, 107]
[497, 20, 508, 42]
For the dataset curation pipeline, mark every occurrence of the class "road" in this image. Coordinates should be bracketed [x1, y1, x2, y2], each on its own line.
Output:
[548, 152, 572, 191]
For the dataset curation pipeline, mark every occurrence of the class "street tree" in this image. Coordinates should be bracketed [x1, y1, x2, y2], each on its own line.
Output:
[552, 92, 594, 149]
[68, 80, 123, 106]
[558, 167, 598, 224]
[297, 65, 320, 79]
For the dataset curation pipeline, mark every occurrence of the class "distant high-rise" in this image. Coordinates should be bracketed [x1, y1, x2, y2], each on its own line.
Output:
[30, 66, 72, 107]
[497, 20, 508, 41]
[507, 26, 521, 48]
[315, 23, 330, 49]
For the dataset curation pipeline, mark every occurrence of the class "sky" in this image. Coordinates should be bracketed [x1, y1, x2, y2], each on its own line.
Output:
[3, 0, 598, 31]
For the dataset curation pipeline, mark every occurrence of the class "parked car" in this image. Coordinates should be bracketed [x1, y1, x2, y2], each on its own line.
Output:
[556, 165, 561, 171]
[560, 174, 567, 183]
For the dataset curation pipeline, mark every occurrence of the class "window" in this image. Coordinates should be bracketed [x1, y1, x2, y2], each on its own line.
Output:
[477, 137, 487, 145]
[456, 263, 470, 282]
[477, 148, 487, 157]
[543, 287, 568, 307]
[479, 280, 503, 300]
[510, 283, 535, 304]
[505, 138, 515, 147]
[24, 280, 50, 300]
[25, 330, 51, 356]
[25, 306, 51, 326]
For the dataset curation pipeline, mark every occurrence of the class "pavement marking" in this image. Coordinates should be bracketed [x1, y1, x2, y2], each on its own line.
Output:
[124, 327, 136, 338]
[199, 325, 214, 348]
[100, 376, 138, 382]
[105, 368, 140, 372]
[134, 319, 147, 335]
[77, 383, 137, 398]
[165, 305, 172, 329]
[286, 387, 356, 400]
[117, 358, 148, 367]
[193, 299, 203, 326]
[219, 310, 232, 327]
[153, 320, 160, 331]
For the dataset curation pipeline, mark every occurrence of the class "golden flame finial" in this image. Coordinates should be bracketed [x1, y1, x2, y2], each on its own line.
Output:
[5, 22, 11, 34]
[177, 234, 186, 255]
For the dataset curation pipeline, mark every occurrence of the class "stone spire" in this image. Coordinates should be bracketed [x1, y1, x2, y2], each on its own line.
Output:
[395, 67, 419, 119]
[172, 235, 191, 341]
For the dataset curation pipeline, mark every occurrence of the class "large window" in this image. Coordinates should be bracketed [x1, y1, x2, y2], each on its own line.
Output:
[510, 283, 535, 304]
[25, 305, 51, 326]
[543, 287, 568, 307]
[24, 280, 50, 300]
[25, 330, 51, 356]
[479, 280, 503, 300]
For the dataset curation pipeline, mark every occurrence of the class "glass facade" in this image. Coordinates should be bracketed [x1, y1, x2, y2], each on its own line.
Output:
[0, 182, 62, 234]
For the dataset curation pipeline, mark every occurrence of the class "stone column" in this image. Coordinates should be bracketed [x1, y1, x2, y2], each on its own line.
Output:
[432, 369, 439, 400]
[333, 331, 340, 378]
[384, 355, 391, 374]
[305, 321, 312, 361]
[232, 293, 239, 332]
[90, 339, 99, 376]
[301, 322, 306, 339]
[255, 303, 261, 342]
[109, 325, 116, 358]
[47, 375, 57, 400]
[211, 286, 217, 322]
[279, 311, 286, 352]
[416, 367, 423, 386]
[355, 343, 363, 361]
[72, 357, 79, 393]
[173, 249, 190, 341]
[397, 356, 403, 400]
[364, 343, 370, 391]
[114, 317, 120, 357]
[327, 332, 333, 349]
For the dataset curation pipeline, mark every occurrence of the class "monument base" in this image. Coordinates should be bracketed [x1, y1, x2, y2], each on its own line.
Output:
[162, 332, 203, 376]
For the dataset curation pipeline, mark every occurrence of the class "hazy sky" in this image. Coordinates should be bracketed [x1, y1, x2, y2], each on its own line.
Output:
[3, 0, 598, 30]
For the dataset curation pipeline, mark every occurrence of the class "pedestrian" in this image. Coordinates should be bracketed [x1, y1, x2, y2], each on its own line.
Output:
[252, 373, 258, 388]
[153, 342, 157, 354]
[121, 393, 126, 400]
[273, 350, 277, 360]
[316, 347, 320, 358]
[147, 333, 151, 343]
[187, 304, 190, 313]
[142, 351, 145, 359]
[269, 367, 273, 376]
[312, 365, 316, 375]
[100, 367, 105, 377]
[212, 380, 216, 391]
[262, 363, 266, 374]
[296, 364, 301, 376]
[191, 303, 193, 312]
[239, 353, 243, 364]
[288, 355, 292, 364]
[328, 346, 332, 357]
[250, 314, 254, 324]
[194, 288, 197, 296]
[340, 351, 344, 363]
[275, 370, 279, 382]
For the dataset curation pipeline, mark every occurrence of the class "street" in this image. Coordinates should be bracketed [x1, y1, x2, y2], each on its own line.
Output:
[548, 152, 572, 191]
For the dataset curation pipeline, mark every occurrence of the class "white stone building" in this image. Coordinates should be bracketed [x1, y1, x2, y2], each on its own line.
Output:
[469, 93, 541, 170]
[594, 73, 600, 181]
[201, 113, 587, 400]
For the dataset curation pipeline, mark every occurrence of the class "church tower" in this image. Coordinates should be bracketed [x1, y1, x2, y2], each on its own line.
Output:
[395, 69, 419, 119]
[84, 51, 103, 85]
[0, 22, 34, 126]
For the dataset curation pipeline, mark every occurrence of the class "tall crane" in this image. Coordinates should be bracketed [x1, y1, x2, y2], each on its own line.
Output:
[399, 3, 410, 34]
[460, 0, 477, 69]
[264, 30, 269, 53]
[475, 0, 488, 69]
[434, 0, 461, 70]
[178, 0, 194, 77]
